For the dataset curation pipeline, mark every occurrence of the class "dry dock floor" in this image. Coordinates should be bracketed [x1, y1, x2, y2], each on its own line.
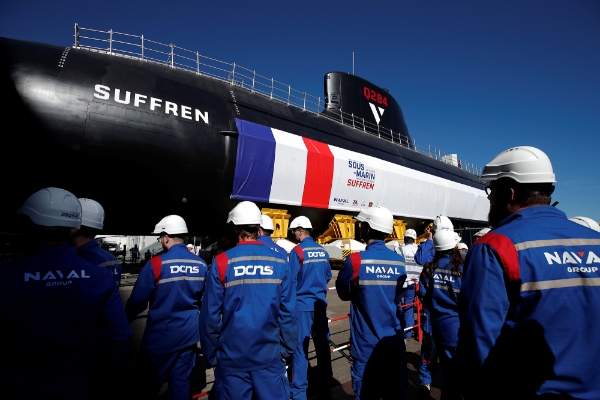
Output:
[119, 266, 442, 400]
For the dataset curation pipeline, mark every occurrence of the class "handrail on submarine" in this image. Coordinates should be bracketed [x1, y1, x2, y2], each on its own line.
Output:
[73, 24, 482, 175]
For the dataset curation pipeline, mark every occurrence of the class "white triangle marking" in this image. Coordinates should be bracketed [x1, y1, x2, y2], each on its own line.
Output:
[369, 103, 381, 125]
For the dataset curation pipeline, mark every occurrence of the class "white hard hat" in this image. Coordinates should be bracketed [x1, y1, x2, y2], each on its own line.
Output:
[480, 146, 555, 184]
[260, 214, 274, 230]
[474, 227, 491, 238]
[433, 230, 460, 251]
[152, 215, 188, 234]
[289, 216, 313, 230]
[187, 244, 194, 248]
[18, 187, 81, 228]
[433, 216, 453, 232]
[457, 242, 468, 251]
[569, 216, 600, 233]
[79, 198, 105, 230]
[404, 229, 417, 240]
[355, 206, 394, 234]
[227, 201, 262, 225]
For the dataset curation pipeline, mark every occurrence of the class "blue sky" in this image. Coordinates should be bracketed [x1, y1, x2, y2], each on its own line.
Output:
[2, 0, 599, 221]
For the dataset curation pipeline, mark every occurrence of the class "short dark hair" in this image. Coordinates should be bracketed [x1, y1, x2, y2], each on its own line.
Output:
[494, 177, 554, 207]
[366, 227, 388, 241]
[235, 224, 259, 240]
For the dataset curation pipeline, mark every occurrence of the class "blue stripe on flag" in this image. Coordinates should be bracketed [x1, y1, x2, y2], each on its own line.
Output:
[231, 119, 276, 202]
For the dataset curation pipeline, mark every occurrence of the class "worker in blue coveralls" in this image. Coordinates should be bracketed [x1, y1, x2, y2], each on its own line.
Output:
[72, 198, 122, 286]
[289, 215, 333, 400]
[398, 228, 421, 342]
[458, 146, 600, 399]
[414, 215, 453, 396]
[258, 214, 287, 256]
[200, 201, 297, 400]
[420, 229, 462, 400]
[126, 214, 208, 400]
[456, 242, 468, 261]
[336, 206, 408, 400]
[71, 198, 124, 398]
[0, 187, 131, 399]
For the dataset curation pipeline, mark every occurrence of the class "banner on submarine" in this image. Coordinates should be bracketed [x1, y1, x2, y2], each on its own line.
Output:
[232, 118, 488, 221]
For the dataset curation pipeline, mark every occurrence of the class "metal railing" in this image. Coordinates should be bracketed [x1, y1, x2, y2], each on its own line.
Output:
[73, 24, 482, 175]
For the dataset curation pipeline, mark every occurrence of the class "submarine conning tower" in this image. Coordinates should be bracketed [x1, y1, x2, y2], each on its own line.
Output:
[323, 72, 412, 146]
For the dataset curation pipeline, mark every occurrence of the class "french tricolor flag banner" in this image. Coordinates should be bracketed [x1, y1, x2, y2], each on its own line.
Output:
[232, 119, 488, 221]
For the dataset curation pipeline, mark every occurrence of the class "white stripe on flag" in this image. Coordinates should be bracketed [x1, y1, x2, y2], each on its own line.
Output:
[270, 128, 308, 206]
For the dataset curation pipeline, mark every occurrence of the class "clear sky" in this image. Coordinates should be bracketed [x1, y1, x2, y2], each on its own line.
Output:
[2, 0, 599, 221]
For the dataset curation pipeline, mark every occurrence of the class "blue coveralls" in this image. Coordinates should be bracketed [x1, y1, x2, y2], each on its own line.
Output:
[336, 240, 408, 400]
[420, 254, 462, 400]
[289, 237, 333, 400]
[258, 234, 288, 257]
[77, 239, 122, 286]
[200, 241, 297, 400]
[458, 206, 600, 399]
[0, 244, 132, 399]
[414, 239, 438, 386]
[400, 243, 421, 339]
[126, 243, 207, 400]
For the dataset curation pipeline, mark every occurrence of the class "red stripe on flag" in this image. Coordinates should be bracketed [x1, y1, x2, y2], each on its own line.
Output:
[301, 137, 334, 208]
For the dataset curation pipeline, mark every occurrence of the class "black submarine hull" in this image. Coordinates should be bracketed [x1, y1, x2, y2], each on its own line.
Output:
[0, 36, 488, 236]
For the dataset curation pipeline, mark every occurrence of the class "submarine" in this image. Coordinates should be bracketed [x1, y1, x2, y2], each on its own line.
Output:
[0, 25, 488, 238]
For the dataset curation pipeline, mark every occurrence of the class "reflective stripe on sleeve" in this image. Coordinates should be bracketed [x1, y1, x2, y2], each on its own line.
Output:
[228, 256, 286, 264]
[360, 259, 405, 266]
[515, 238, 600, 251]
[224, 278, 283, 288]
[158, 276, 206, 284]
[303, 259, 328, 264]
[360, 280, 400, 286]
[156, 259, 207, 265]
[521, 277, 600, 292]
[433, 284, 460, 293]
[435, 269, 455, 274]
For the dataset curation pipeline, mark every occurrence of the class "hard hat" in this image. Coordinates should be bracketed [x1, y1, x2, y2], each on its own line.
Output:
[404, 229, 417, 240]
[355, 206, 394, 234]
[474, 227, 491, 238]
[260, 214, 274, 231]
[18, 187, 81, 228]
[569, 216, 600, 233]
[289, 216, 313, 230]
[433, 216, 453, 232]
[79, 198, 105, 230]
[152, 215, 188, 234]
[187, 244, 194, 248]
[457, 242, 468, 251]
[227, 201, 262, 225]
[480, 146, 555, 184]
[433, 230, 460, 251]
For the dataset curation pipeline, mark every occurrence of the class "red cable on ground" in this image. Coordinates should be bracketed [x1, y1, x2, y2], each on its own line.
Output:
[328, 315, 349, 323]
[330, 343, 351, 353]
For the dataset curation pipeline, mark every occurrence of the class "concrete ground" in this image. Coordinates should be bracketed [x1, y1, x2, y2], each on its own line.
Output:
[119, 266, 442, 400]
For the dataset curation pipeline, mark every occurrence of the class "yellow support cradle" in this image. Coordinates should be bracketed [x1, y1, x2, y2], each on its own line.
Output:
[260, 208, 291, 239]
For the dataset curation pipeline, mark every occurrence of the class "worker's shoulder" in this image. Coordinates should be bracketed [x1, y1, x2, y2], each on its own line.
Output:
[362, 247, 403, 262]
[161, 250, 207, 265]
